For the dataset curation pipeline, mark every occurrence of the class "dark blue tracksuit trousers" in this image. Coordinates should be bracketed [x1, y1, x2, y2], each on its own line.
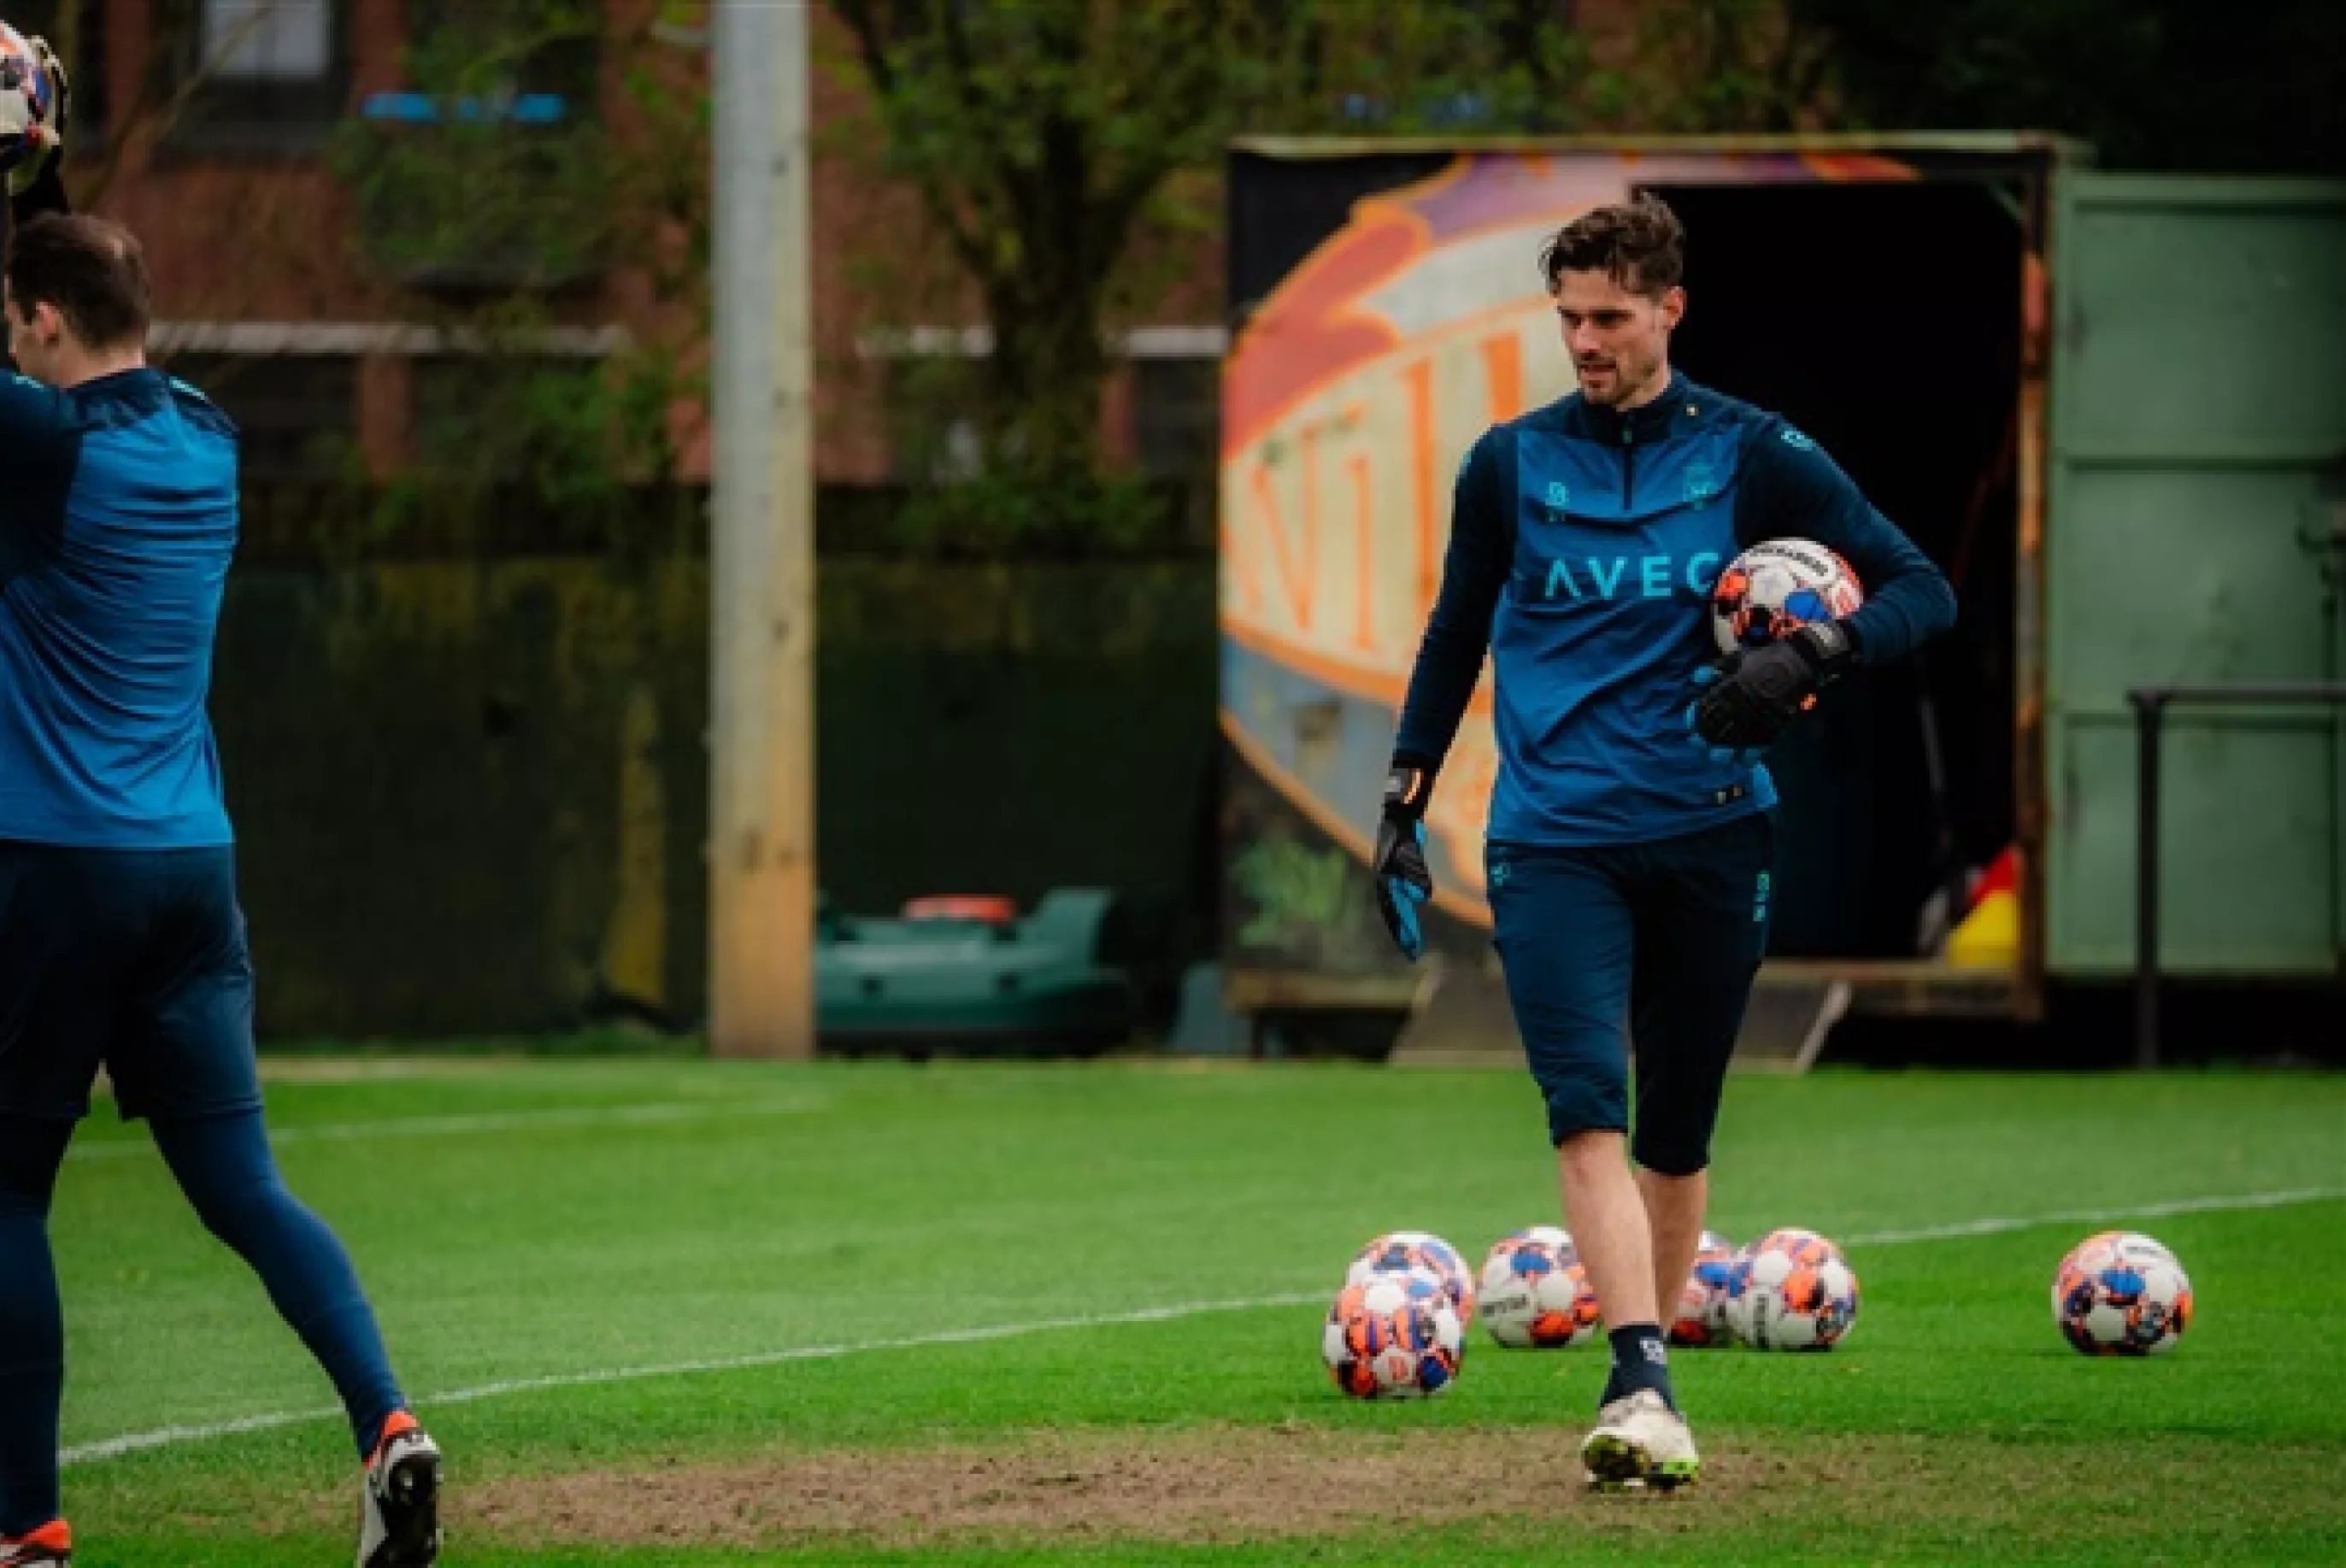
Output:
[1485, 810, 1773, 1173]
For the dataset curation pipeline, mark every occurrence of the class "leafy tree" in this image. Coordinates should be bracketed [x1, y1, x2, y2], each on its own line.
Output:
[327, 0, 709, 561]
[825, 0, 1606, 552]
[1615, 0, 1839, 132]
[837, 0, 2338, 555]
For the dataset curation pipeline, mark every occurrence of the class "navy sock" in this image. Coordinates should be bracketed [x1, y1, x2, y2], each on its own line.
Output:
[0, 1116, 73, 1536]
[1602, 1323, 1677, 1412]
[151, 1111, 407, 1459]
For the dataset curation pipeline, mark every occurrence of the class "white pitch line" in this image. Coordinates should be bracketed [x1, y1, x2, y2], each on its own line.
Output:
[1835, 1185, 2346, 1246]
[57, 1183, 2346, 1468]
[64, 1098, 826, 1162]
[61, 1292, 1326, 1465]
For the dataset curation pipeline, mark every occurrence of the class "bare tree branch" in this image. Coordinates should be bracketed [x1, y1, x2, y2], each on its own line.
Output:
[832, 0, 1001, 297]
[78, 0, 297, 208]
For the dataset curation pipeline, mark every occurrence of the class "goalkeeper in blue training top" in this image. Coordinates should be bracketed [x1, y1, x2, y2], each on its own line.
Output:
[0, 85, 441, 1568]
[1373, 196, 1955, 1490]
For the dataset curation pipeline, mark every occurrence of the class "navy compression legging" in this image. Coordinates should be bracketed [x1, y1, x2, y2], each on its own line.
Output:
[0, 1109, 405, 1533]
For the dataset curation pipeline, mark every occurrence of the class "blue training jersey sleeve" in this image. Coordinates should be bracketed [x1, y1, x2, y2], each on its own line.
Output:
[1733, 418, 1957, 663]
[1392, 427, 1513, 772]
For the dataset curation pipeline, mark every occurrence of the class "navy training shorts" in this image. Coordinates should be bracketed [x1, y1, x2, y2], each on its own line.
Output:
[1485, 809, 1773, 1173]
[0, 842, 264, 1124]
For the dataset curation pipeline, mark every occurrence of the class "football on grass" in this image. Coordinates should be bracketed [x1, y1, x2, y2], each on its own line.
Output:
[2053, 1230, 2192, 1355]
[1668, 1229, 1739, 1348]
[1323, 1265, 1466, 1398]
[1726, 1227, 1861, 1351]
[1344, 1229, 1475, 1323]
[1477, 1226, 1602, 1348]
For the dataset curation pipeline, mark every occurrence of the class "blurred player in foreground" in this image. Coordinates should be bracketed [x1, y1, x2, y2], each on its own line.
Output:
[0, 55, 440, 1568]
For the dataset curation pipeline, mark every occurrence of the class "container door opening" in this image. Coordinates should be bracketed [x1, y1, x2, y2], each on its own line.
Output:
[1642, 180, 2025, 961]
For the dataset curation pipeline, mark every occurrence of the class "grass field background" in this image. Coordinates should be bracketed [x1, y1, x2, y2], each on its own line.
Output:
[42, 1057, 2346, 1565]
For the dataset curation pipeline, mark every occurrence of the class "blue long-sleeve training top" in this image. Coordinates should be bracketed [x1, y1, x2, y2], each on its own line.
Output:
[0, 367, 238, 848]
[1393, 373, 1957, 847]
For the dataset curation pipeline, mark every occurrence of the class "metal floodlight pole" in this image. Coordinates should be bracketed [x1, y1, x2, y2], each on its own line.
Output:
[709, 0, 816, 1059]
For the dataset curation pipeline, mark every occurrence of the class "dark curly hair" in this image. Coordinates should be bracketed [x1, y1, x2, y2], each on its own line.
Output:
[6, 214, 150, 352]
[1538, 196, 1685, 300]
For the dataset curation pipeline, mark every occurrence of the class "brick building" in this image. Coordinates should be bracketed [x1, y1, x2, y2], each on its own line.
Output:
[31, 0, 1228, 491]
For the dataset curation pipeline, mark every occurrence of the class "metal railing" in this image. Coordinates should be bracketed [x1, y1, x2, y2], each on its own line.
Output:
[2126, 683, 2346, 1068]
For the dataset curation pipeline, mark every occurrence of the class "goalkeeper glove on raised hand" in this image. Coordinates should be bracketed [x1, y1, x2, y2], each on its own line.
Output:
[1373, 761, 1436, 962]
[1687, 620, 1857, 764]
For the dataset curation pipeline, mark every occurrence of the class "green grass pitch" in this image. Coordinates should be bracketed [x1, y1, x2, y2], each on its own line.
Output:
[41, 1056, 2346, 1565]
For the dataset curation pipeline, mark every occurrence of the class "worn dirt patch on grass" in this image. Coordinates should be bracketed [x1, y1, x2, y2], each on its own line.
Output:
[455, 1425, 2346, 1553]
[148, 1423, 2346, 1555]
[459, 1424, 1839, 1548]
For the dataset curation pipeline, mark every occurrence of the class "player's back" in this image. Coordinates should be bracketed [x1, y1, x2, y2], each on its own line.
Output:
[0, 367, 237, 849]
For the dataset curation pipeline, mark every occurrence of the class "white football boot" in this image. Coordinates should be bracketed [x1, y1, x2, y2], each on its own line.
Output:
[357, 1410, 442, 1566]
[1581, 1389, 1701, 1491]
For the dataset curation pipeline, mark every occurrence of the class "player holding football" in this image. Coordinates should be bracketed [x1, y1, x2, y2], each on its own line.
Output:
[0, 62, 441, 1568]
[1373, 197, 1955, 1489]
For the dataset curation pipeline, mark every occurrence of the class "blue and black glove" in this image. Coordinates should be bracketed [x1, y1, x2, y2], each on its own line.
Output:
[1688, 620, 1858, 764]
[1373, 760, 1436, 962]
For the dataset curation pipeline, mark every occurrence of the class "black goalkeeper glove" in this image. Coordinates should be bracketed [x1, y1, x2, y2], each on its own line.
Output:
[1373, 760, 1436, 962]
[1687, 620, 1858, 764]
[9, 155, 68, 223]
